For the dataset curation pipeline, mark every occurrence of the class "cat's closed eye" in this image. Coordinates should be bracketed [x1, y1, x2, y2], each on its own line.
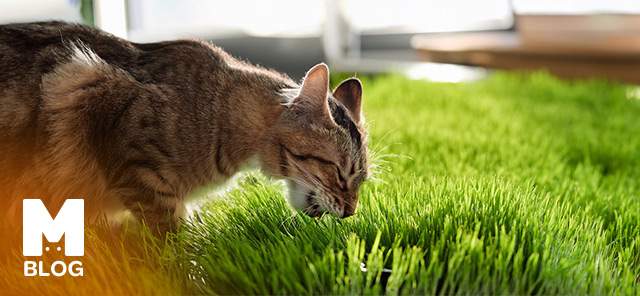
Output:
[336, 166, 347, 190]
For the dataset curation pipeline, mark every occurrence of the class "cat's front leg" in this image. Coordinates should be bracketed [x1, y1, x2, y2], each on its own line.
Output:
[121, 189, 186, 235]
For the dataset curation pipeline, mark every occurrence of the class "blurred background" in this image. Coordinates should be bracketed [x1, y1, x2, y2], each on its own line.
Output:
[1, 0, 639, 83]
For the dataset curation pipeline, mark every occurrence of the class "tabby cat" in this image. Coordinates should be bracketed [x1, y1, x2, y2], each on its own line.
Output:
[0, 22, 369, 233]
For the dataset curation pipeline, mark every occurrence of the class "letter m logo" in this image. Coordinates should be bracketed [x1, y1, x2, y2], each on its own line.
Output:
[23, 199, 84, 256]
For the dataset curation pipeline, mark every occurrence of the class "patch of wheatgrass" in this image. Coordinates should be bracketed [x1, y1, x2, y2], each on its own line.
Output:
[1, 71, 639, 294]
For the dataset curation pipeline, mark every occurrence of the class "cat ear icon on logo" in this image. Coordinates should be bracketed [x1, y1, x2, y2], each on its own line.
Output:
[23, 199, 84, 256]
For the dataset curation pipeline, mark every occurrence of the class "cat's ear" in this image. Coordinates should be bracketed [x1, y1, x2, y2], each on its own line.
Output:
[332, 78, 363, 123]
[296, 63, 330, 114]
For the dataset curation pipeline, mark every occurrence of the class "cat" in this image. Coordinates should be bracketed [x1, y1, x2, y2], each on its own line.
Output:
[0, 21, 369, 233]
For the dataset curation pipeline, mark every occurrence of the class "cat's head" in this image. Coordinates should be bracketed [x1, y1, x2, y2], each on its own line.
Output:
[264, 64, 369, 218]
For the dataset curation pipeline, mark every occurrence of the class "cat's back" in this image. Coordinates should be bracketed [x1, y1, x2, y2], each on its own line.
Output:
[0, 22, 130, 166]
[0, 21, 232, 85]
[0, 22, 231, 185]
[0, 21, 231, 130]
[1, 21, 131, 78]
[0, 22, 137, 119]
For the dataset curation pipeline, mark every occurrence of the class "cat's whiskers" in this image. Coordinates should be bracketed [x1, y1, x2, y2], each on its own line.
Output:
[284, 159, 356, 216]
[284, 159, 343, 214]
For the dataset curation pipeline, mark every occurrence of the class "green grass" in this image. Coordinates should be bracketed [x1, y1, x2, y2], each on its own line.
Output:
[2, 71, 639, 294]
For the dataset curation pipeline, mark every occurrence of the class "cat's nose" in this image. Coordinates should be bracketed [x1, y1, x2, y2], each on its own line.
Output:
[341, 194, 357, 218]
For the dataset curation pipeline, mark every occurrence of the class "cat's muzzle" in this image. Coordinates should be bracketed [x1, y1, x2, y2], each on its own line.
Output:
[303, 191, 325, 218]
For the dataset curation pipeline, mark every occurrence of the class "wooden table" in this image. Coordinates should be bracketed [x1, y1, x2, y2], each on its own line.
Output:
[411, 31, 640, 84]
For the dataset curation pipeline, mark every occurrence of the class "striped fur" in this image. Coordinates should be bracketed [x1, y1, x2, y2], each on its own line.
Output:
[0, 22, 369, 234]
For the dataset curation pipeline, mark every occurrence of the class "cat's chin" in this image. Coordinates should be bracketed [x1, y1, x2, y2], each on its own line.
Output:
[285, 179, 326, 217]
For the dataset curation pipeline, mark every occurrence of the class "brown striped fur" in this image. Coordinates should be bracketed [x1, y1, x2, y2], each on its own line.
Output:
[0, 22, 369, 233]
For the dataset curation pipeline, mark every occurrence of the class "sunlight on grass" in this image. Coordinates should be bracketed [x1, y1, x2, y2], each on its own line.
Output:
[2, 71, 639, 294]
